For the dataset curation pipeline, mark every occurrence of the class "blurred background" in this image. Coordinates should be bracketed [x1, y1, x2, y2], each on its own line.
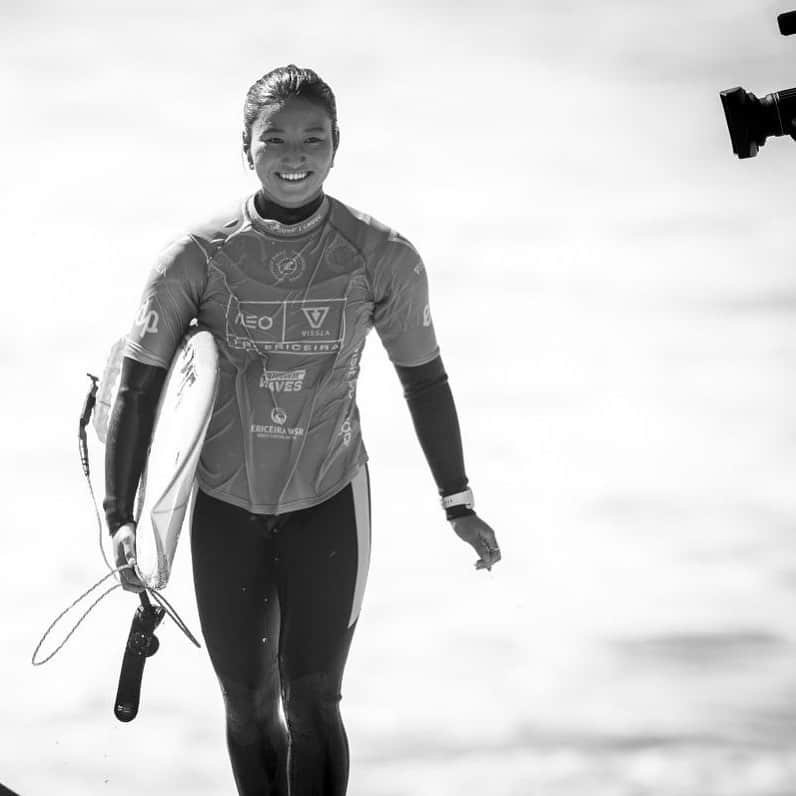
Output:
[3, 0, 796, 793]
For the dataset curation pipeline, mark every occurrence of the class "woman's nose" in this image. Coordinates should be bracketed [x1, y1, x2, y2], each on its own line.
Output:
[283, 142, 307, 162]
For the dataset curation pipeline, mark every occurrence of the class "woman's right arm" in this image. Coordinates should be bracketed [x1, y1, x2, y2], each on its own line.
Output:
[104, 233, 207, 590]
[104, 358, 168, 591]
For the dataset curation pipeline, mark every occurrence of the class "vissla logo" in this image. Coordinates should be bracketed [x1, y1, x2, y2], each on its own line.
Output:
[271, 407, 287, 426]
[270, 251, 306, 282]
[302, 306, 329, 329]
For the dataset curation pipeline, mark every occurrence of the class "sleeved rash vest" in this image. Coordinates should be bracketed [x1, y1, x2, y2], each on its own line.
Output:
[124, 194, 440, 515]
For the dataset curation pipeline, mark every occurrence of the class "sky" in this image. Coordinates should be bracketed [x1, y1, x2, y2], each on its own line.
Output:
[3, 1, 796, 794]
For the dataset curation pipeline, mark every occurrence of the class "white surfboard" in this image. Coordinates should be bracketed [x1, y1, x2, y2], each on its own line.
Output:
[93, 328, 219, 589]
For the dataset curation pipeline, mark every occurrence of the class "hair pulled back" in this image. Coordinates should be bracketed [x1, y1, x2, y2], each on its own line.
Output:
[242, 64, 340, 158]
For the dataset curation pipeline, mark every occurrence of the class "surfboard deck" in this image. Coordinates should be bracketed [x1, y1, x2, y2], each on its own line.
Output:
[93, 328, 219, 589]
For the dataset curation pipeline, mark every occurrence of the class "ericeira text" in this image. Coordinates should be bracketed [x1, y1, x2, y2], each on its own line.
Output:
[250, 422, 305, 438]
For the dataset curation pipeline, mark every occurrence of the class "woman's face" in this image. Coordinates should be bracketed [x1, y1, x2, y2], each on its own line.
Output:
[248, 97, 336, 208]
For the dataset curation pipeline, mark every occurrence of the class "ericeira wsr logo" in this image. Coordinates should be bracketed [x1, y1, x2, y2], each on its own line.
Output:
[250, 406, 304, 440]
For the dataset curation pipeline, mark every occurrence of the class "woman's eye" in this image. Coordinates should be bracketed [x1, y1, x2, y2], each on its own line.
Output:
[306, 137, 323, 144]
[264, 137, 283, 144]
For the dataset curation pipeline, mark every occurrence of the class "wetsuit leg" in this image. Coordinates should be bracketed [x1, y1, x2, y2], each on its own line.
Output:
[276, 465, 372, 796]
[191, 489, 289, 796]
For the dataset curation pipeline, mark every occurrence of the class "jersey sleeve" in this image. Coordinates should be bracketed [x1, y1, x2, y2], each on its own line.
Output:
[124, 235, 207, 369]
[370, 231, 440, 367]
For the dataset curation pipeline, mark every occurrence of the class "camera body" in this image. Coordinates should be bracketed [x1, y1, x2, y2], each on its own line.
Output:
[720, 11, 796, 158]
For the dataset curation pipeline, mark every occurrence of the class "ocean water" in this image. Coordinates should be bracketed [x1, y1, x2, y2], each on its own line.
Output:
[3, 1, 796, 794]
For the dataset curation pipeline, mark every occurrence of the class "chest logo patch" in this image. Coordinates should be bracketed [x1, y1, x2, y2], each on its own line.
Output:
[270, 250, 306, 283]
[226, 297, 346, 354]
[302, 306, 329, 329]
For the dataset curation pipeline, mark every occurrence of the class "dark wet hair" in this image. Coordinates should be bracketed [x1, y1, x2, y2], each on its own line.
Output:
[242, 64, 340, 159]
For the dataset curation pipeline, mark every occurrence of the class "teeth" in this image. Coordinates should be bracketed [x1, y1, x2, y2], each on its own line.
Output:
[279, 172, 309, 182]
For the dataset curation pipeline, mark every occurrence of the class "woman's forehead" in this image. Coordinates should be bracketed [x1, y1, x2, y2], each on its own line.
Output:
[253, 97, 332, 131]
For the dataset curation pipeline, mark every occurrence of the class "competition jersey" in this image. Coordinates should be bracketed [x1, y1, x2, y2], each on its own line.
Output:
[125, 194, 439, 514]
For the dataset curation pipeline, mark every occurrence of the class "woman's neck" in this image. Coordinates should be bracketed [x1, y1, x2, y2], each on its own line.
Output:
[254, 191, 324, 225]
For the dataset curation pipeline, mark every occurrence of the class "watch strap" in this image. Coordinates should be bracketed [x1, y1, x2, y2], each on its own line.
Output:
[441, 488, 474, 510]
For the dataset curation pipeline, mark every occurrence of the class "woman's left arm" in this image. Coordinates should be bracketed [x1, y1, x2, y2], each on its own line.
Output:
[395, 356, 502, 571]
[371, 232, 501, 570]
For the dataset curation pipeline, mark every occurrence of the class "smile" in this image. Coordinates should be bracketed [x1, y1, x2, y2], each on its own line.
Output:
[277, 172, 311, 182]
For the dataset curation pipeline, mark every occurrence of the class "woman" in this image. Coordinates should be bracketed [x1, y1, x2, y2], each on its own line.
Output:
[104, 64, 501, 796]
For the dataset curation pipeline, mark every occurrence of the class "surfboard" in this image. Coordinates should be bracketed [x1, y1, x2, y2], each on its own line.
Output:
[93, 328, 219, 589]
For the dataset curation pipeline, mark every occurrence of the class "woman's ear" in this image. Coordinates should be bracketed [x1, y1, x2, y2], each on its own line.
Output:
[331, 127, 340, 167]
[242, 130, 253, 168]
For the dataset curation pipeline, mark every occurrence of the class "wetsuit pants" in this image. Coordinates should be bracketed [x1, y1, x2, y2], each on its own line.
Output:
[190, 465, 371, 796]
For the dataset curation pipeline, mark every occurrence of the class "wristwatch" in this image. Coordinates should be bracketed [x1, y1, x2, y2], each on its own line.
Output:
[441, 488, 474, 511]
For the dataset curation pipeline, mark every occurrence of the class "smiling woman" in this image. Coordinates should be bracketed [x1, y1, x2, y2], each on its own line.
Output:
[103, 63, 501, 796]
[242, 68, 340, 209]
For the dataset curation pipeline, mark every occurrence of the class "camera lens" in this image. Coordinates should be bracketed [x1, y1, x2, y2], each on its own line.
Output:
[720, 86, 796, 158]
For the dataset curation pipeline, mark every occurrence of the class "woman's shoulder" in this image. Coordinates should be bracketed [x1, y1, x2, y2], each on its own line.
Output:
[182, 196, 251, 248]
[326, 195, 416, 256]
[326, 196, 424, 289]
[149, 197, 250, 275]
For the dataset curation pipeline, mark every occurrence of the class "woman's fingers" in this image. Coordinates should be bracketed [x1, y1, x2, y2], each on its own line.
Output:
[475, 533, 501, 570]
[113, 525, 145, 593]
[122, 536, 138, 572]
[452, 515, 501, 572]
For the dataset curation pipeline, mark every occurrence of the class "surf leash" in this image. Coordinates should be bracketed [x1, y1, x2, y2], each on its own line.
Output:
[114, 590, 165, 722]
[31, 373, 200, 725]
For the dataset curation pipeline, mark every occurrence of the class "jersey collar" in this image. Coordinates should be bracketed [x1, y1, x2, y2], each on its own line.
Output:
[246, 193, 329, 237]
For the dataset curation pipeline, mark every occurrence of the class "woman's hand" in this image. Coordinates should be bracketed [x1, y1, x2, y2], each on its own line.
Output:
[450, 514, 502, 571]
[112, 523, 146, 593]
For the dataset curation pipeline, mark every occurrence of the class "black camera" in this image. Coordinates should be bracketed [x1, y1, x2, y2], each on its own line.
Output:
[720, 11, 796, 158]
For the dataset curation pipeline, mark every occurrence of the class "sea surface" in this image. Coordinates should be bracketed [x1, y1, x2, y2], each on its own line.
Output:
[3, 1, 796, 794]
